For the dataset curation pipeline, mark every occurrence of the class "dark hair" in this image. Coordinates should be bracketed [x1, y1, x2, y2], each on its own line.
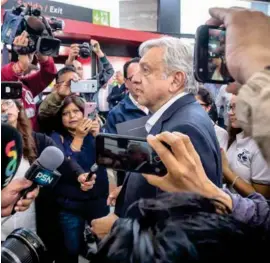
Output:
[56, 65, 77, 83]
[123, 57, 140, 79]
[197, 88, 218, 122]
[227, 124, 242, 148]
[56, 95, 85, 135]
[92, 193, 269, 263]
[14, 100, 37, 163]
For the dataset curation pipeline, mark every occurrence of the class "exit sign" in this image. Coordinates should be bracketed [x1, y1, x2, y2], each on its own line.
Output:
[93, 9, 111, 26]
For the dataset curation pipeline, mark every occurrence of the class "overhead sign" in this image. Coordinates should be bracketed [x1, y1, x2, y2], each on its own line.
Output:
[92, 9, 110, 26]
[3, 0, 93, 23]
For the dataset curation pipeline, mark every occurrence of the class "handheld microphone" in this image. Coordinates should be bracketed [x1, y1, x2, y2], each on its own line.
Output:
[20, 146, 65, 199]
[86, 164, 99, 182]
[1, 124, 23, 189]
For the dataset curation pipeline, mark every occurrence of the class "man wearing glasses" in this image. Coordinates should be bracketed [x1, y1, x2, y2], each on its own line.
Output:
[106, 58, 149, 135]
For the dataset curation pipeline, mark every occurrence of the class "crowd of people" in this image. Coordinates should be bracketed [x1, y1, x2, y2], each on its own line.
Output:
[1, 6, 270, 263]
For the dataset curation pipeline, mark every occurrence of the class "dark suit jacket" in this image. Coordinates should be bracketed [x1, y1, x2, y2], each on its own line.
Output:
[106, 94, 147, 134]
[107, 84, 126, 109]
[115, 94, 222, 218]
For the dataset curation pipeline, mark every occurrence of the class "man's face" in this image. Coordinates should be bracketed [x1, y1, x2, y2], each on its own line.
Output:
[125, 63, 140, 99]
[73, 60, 83, 79]
[116, 71, 124, 83]
[132, 47, 172, 112]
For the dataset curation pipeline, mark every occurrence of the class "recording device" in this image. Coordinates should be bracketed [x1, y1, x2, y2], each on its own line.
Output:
[79, 42, 92, 59]
[194, 25, 233, 84]
[1, 124, 23, 189]
[95, 134, 168, 176]
[1, 228, 47, 263]
[1, 82, 22, 100]
[3, 4, 63, 56]
[86, 163, 99, 182]
[84, 102, 97, 120]
[71, 80, 98, 93]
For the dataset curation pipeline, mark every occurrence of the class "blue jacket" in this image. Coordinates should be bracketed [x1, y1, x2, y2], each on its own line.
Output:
[115, 94, 223, 217]
[106, 94, 147, 134]
[50, 132, 109, 218]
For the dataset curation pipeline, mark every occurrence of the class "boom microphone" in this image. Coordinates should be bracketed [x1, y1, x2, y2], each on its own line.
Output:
[1, 124, 23, 189]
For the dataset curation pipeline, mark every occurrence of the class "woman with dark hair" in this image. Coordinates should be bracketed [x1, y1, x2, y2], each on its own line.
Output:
[1, 99, 90, 262]
[196, 87, 228, 150]
[221, 95, 270, 198]
[50, 95, 109, 263]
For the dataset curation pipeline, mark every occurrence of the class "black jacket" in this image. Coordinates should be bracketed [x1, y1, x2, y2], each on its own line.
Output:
[33, 132, 84, 262]
[115, 94, 222, 218]
[107, 84, 126, 109]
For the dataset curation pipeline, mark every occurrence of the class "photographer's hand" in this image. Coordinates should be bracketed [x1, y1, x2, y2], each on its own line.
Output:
[207, 7, 270, 85]
[66, 44, 80, 65]
[91, 39, 104, 58]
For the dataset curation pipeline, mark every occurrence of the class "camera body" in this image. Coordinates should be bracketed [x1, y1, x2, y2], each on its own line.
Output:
[79, 42, 92, 59]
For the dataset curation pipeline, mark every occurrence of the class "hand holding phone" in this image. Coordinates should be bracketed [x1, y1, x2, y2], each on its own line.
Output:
[84, 102, 97, 120]
[194, 25, 233, 84]
[95, 134, 169, 176]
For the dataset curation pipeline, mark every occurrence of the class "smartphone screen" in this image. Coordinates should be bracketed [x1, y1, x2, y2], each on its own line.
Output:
[84, 102, 97, 119]
[194, 25, 233, 84]
[95, 134, 167, 176]
[1, 82, 22, 100]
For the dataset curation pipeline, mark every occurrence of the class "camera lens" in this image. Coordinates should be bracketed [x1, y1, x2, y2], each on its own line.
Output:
[1, 228, 47, 263]
[36, 37, 61, 57]
[79, 43, 91, 59]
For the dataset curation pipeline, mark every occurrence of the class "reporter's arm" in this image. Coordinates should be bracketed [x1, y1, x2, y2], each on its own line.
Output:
[21, 56, 57, 97]
[38, 92, 64, 119]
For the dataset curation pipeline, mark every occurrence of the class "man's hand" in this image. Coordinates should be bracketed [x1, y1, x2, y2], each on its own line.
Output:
[91, 39, 104, 58]
[66, 44, 80, 65]
[91, 213, 118, 239]
[1, 178, 39, 217]
[107, 186, 122, 206]
[78, 173, 96, 192]
[207, 7, 270, 85]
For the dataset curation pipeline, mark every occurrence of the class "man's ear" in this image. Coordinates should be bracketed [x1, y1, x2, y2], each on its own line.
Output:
[169, 71, 186, 93]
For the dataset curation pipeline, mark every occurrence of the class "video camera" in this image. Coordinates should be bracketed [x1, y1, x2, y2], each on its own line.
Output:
[2, 4, 64, 57]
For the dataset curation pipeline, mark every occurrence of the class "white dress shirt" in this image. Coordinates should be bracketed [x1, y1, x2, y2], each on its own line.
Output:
[213, 122, 228, 150]
[145, 92, 188, 133]
[98, 85, 110, 112]
[129, 94, 149, 115]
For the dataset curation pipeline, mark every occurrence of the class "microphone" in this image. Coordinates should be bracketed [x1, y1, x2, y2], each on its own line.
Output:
[21, 146, 65, 198]
[86, 163, 99, 182]
[1, 124, 23, 189]
[25, 16, 45, 36]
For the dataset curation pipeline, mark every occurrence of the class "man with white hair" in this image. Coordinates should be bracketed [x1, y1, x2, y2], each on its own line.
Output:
[91, 37, 223, 238]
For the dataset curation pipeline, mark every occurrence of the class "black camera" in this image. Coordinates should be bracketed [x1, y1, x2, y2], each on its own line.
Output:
[79, 42, 92, 59]
[7, 5, 63, 57]
[1, 228, 47, 263]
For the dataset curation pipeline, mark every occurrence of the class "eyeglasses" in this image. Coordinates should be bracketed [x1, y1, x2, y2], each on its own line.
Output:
[227, 104, 236, 113]
[1, 100, 15, 109]
[126, 75, 134, 82]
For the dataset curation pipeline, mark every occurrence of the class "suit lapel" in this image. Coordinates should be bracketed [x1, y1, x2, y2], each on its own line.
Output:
[149, 94, 196, 135]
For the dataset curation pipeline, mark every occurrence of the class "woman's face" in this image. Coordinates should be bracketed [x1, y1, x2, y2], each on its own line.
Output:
[62, 102, 83, 130]
[228, 95, 239, 128]
[195, 95, 211, 113]
[1, 100, 19, 126]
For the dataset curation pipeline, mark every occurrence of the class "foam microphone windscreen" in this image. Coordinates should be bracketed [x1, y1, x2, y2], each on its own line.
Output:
[1, 124, 23, 189]
[25, 16, 45, 35]
[37, 146, 64, 171]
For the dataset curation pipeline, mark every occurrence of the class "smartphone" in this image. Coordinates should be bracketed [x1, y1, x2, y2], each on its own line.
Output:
[71, 80, 98, 93]
[1, 82, 22, 99]
[194, 25, 233, 84]
[95, 134, 168, 176]
[84, 102, 97, 120]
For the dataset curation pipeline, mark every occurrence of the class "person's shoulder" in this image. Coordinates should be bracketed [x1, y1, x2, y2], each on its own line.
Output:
[214, 124, 228, 136]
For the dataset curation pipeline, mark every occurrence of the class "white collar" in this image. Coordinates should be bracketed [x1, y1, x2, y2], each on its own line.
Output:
[145, 92, 188, 133]
[129, 93, 149, 115]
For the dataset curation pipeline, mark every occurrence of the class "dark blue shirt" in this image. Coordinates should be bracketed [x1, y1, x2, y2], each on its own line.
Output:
[50, 132, 109, 217]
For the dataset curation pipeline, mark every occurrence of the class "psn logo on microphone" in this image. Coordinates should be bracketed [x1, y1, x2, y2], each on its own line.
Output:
[34, 172, 55, 186]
